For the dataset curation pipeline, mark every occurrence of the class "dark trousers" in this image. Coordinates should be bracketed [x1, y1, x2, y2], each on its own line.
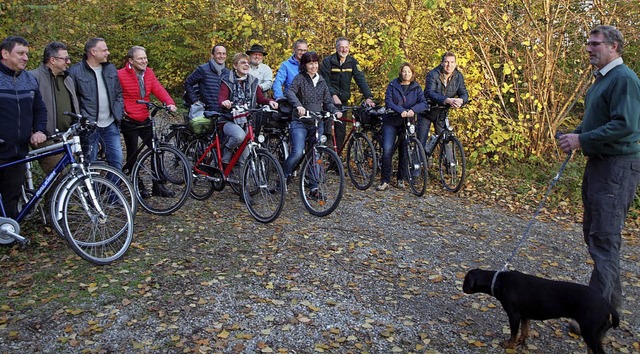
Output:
[582, 155, 640, 310]
[0, 161, 26, 219]
[121, 119, 153, 172]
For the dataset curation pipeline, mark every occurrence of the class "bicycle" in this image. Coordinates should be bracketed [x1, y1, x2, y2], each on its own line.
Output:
[329, 104, 378, 190]
[185, 105, 286, 223]
[366, 109, 429, 196]
[422, 105, 466, 192]
[122, 100, 192, 216]
[0, 113, 134, 265]
[288, 111, 345, 217]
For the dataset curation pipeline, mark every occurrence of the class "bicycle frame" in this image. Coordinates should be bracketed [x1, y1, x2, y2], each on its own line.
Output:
[1, 138, 81, 222]
[193, 120, 257, 179]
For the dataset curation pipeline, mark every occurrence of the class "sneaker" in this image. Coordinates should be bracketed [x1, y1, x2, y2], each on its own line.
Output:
[152, 182, 175, 198]
[396, 180, 405, 189]
[309, 188, 326, 201]
[376, 182, 389, 191]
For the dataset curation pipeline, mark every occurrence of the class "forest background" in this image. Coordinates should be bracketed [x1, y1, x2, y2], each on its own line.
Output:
[1, 0, 639, 216]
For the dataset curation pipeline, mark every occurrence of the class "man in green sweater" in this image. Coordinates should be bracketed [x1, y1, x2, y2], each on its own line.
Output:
[559, 25, 640, 320]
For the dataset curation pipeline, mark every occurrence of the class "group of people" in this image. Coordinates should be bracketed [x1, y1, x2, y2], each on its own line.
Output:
[1, 25, 640, 325]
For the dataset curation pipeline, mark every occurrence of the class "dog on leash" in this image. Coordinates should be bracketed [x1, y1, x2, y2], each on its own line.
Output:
[462, 268, 619, 354]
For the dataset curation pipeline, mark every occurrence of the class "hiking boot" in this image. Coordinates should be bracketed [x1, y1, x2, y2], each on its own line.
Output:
[567, 320, 581, 335]
[152, 182, 175, 198]
[376, 182, 389, 191]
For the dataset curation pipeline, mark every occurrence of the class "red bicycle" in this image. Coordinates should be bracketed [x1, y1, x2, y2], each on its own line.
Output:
[185, 105, 286, 223]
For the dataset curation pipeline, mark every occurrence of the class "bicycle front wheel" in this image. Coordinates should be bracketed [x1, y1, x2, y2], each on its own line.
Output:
[300, 146, 344, 217]
[404, 137, 428, 197]
[132, 146, 191, 216]
[242, 149, 286, 223]
[346, 132, 376, 190]
[438, 137, 466, 192]
[62, 175, 133, 265]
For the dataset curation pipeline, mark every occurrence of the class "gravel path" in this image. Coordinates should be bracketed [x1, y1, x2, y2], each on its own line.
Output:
[1, 182, 638, 353]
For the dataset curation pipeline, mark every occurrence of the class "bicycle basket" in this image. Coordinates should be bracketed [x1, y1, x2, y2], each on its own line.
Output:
[189, 116, 213, 134]
[355, 108, 381, 127]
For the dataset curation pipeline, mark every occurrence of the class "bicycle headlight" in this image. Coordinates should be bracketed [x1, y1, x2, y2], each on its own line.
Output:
[257, 134, 265, 143]
[409, 124, 415, 135]
[320, 135, 327, 144]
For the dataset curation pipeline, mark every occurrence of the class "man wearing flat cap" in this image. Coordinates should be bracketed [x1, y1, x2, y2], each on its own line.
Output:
[246, 44, 273, 93]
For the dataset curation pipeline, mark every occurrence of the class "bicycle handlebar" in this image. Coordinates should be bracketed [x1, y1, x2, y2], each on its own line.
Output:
[48, 112, 93, 141]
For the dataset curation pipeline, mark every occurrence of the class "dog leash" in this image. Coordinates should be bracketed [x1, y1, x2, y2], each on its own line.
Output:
[491, 151, 574, 296]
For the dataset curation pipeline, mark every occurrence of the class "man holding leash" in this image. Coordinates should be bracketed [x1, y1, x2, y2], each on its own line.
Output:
[559, 25, 640, 318]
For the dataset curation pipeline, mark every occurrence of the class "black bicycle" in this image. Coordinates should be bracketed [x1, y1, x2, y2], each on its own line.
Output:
[423, 106, 466, 192]
[122, 100, 192, 215]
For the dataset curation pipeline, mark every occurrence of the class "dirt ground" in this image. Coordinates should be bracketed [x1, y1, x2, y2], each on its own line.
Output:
[1, 181, 639, 353]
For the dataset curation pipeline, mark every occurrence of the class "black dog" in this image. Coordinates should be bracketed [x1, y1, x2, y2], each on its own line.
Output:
[463, 268, 619, 354]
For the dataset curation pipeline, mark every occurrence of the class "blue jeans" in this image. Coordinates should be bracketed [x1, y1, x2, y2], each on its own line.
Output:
[83, 121, 123, 170]
[380, 122, 406, 183]
[283, 120, 324, 186]
[582, 156, 640, 311]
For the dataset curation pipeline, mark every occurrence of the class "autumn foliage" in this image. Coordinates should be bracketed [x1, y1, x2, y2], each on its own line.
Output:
[1, 0, 639, 162]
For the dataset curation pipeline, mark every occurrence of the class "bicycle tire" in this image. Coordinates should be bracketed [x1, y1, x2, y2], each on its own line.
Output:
[300, 146, 344, 217]
[439, 137, 466, 192]
[164, 126, 192, 153]
[242, 149, 286, 223]
[346, 132, 376, 190]
[61, 175, 133, 265]
[131, 145, 191, 216]
[185, 138, 217, 200]
[49, 164, 136, 238]
[404, 137, 428, 197]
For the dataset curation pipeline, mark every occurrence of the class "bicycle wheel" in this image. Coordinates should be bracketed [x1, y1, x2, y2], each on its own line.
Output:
[346, 132, 376, 190]
[438, 137, 466, 192]
[50, 164, 136, 238]
[185, 138, 217, 200]
[88, 162, 137, 215]
[404, 137, 428, 197]
[242, 149, 286, 223]
[164, 125, 192, 153]
[227, 164, 242, 196]
[61, 175, 133, 265]
[131, 146, 191, 216]
[299, 146, 344, 217]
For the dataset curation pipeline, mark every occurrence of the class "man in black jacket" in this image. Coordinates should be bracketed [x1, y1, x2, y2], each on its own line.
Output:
[0, 36, 47, 218]
[320, 37, 375, 152]
[68, 37, 124, 170]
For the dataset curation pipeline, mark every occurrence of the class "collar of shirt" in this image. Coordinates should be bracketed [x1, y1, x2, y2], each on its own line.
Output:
[311, 73, 320, 87]
[597, 57, 623, 77]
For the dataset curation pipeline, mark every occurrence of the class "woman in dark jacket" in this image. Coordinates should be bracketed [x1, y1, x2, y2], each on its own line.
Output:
[377, 62, 429, 191]
[283, 51, 342, 200]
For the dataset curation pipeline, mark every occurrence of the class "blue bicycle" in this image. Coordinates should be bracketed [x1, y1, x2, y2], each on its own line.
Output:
[0, 113, 134, 265]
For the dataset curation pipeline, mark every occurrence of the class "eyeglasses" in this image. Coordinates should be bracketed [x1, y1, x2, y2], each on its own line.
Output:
[54, 56, 72, 62]
[237, 60, 250, 65]
[585, 41, 610, 47]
